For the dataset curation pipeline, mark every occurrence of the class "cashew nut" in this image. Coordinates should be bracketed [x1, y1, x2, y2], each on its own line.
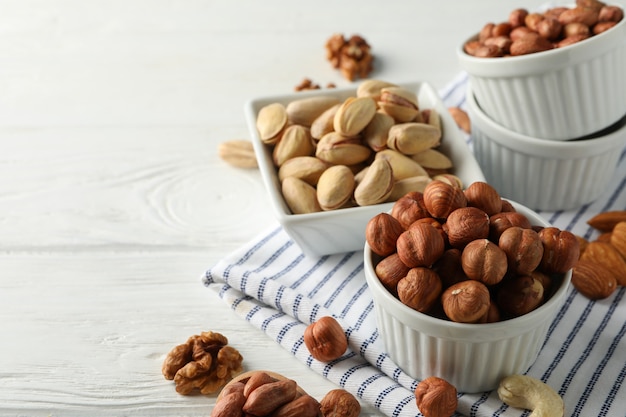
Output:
[497, 375, 564, 417]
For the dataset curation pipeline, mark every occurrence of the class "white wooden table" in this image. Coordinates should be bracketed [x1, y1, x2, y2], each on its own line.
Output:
[0, 1, 547, 415]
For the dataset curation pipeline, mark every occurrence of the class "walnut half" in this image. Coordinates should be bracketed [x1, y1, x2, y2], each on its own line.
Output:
[162, 331, 243, 395]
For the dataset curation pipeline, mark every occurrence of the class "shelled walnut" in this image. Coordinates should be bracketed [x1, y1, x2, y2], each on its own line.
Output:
[325, 33, 373, 81]
[162, 331, 243, 395]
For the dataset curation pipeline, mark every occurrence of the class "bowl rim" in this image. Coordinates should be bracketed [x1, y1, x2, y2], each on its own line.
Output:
[466, 84, 626, 157]
[457, 3, 626, 77]
[363, 200, 572, 342]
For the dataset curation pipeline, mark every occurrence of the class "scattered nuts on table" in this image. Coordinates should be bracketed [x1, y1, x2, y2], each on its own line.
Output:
[497, 374, 564, 417]
[414, 376, 458, 417]
[213, 370, 322, 417]
[303, 316, 348, 362]
[162, 331, 243, 395]
[294, 78, 336, 92]
[325, 33, 373, 81]
[464, 1, 624, 57]
[218, 140, 258, 169]
[256, 79, 462, 215]
[366, 181, 581, 323]
[320, 389, 361, 417]
[572, 212, 626, 299]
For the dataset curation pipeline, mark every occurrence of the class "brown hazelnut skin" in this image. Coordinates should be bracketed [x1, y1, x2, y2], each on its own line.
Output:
[441, 280, 490, 323]
[414, 376, 458, 417]
[443, 207, 490, 248]
[538, 227, 580, 274]
[320, 389, 360, 417]
[303, 316, 348, 362]
[498, 226, 544, 275]
[397, 223, 445, 268]
[433, 248, 467, 288]
[461, 239, 508, 286]
[423, 180, 467, 219]
[489, 211, 533, 242]
[365, 212, 404, 257]
[397, 267, 442, 313]
[497, 275, 544, 317]
[375, 253, 410, 296]
[391, 191, 430, 229]
[464, 181, 502, 216]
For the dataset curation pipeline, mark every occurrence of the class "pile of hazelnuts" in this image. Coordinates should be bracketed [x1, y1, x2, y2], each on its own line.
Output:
[365, 180, 580, 323]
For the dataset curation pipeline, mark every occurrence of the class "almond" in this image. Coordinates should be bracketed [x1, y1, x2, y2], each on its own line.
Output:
[587, 211, 626, 232]
[571, 259, 617, 300]
[610, 222, 626, 260]
[579, 241, 626, 286]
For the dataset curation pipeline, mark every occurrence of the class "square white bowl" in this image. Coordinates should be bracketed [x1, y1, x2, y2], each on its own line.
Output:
[245, 82, 486, 257]
[467, 83, 626, 211]
[457, 3, 626, 141]
[364, 200, 572, 393]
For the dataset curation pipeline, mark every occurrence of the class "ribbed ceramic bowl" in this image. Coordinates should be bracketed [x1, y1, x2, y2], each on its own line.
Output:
[363, 201, 572, 393]
[467, 84, 626, 211]
[457, 6, 626, 141]
[245, 82, 485, 257]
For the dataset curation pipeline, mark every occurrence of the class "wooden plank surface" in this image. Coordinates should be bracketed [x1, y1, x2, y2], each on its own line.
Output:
[0, 1, 546, 415]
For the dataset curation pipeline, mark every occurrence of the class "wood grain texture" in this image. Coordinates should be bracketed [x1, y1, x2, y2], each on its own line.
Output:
[0, 0, 547, 415]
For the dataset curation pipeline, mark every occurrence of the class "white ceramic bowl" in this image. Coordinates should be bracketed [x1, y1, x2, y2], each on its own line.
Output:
[245, 82, 486, 257]
[467, 84, 626, 211]
[364, 201, 572, 393]
[457, 6, 626, 141]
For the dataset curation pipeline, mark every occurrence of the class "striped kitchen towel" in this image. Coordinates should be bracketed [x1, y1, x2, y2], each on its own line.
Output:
[203, 72, 626, 417]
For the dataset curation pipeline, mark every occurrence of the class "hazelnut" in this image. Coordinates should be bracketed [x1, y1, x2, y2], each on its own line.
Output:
[489, 211, 532, 242]
[391, 191, 430, 229]
[303, 316, 348, 362]
[464, 181, 503, 216]
[397, 222, 445, 268]
[397, 267, 442, 313]
[365, 212, 404, 257]
[498, 226, 544, 275]
[477, 301, 501, 323]
[375, 253, 410, 296]
[461, 239, 508, 286]
[320, 389, 360, 417]
[409, 217, 447, 246]
[538, 227, 580, 274]
[443, 207, 490, 248]
[441, 280, 490, 323]
[497, 275, 544, 317]
[414, 376, 458, 417]
[423, 180, 467, 219]
[433, 248, 467, 288]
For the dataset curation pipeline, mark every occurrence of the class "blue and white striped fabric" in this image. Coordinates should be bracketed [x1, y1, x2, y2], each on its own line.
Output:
[203, 72, 626, 417]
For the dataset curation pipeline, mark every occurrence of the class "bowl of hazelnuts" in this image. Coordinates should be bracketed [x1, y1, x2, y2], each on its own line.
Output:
[363, 180, 579, 393]
[457, 0, 626, 141]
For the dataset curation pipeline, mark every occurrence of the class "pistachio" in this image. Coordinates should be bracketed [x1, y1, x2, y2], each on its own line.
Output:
[278, 156, 329, 185]
[354, 158, 394, 206]
[317, 165, 355, 211]
[286, 96, 341, 127]
[375, 149, 428, 180]
[272, 125, 315, 167]
[218, 140, 258, 169]
[256, 102, 288, 145]
[387, 122, 441, 155]
[356, 79, 399, 101]
[316, 132, 372, 165]
[387, 175, 432, 202]
[422, 108, 442, 132]
[310, 104, 340, 140]
[281, 177, 322, 214]
[412, 148, 453, 170]
[378, 87, 419, 123]
[363, 112, 394, 152]
[333, 96, 377, 136]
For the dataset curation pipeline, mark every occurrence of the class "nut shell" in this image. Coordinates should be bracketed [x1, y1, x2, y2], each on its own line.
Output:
[303, 316, 348, 362]
[397, 267, 442, 313]
[414, 376, 458, 417]
[442, 280, 490, 323]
